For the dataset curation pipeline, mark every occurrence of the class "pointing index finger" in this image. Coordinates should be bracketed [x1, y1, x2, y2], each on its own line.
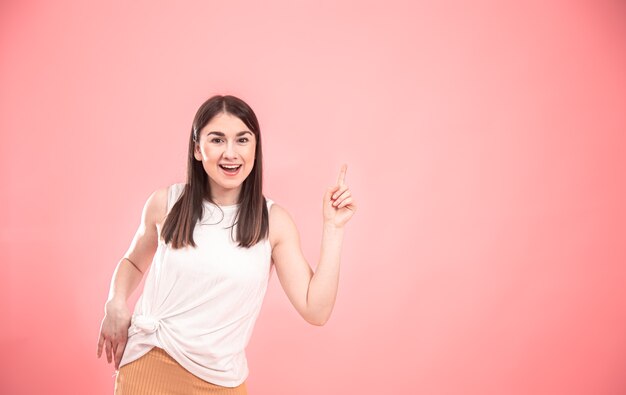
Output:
[337, 164, 347, 186]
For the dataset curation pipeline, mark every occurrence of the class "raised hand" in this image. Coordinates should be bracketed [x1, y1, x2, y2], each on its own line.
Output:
[323, 164, 357, 227]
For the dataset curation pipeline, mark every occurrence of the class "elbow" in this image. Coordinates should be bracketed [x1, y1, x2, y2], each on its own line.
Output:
[302, 301, 334, 326]
[305, 314, 330, 326]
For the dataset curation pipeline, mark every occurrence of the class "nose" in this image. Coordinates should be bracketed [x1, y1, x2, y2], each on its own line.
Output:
[223, 141, 238, 159]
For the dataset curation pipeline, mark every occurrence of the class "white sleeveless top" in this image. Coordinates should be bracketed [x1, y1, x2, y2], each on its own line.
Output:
[118, 183, 275, 387]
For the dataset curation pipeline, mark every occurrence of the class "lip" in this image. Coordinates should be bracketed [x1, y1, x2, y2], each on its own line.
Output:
[219, 164, 242, 177]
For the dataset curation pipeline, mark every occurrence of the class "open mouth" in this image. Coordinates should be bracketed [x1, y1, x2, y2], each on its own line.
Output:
[219, 164, 242, 175]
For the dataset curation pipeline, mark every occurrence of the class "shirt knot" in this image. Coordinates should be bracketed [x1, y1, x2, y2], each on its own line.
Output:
[132, 314, 160, 334]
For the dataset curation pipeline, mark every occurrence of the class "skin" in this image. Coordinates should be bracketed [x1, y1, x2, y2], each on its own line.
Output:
[193, 112, 256, 206]
[97, 112, 357, 370]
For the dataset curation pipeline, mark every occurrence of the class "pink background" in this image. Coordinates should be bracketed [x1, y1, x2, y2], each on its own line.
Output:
[2, 1, 626, 394]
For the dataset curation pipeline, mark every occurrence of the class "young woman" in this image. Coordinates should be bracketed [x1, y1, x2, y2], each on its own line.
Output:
[96, 95, 356, 394]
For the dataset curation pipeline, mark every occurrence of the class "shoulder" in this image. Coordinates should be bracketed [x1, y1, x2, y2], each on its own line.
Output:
[143, 183, 179, 227]
[268, 201, 288, 223]
[165, 182, 186, 207]
[268, 202, 298, 248]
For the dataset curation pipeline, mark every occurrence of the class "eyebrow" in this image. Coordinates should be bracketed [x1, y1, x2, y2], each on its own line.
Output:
[206, 131, 253, 137]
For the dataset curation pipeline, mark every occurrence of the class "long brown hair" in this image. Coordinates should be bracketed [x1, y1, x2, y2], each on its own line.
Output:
[161, 95, 268, 249]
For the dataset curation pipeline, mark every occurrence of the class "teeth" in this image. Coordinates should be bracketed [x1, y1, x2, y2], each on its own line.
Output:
[220, 165, 240, 170]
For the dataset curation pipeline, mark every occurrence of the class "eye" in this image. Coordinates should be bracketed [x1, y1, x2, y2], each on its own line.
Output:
[238, 137, 249, 143]
[210, 138, 223, 143]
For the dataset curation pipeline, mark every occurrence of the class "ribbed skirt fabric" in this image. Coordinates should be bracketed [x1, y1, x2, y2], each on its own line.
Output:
[114, 347, 248, 395]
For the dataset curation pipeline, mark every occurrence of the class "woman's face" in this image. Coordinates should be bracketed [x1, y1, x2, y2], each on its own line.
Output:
[194, 112, 256, 198]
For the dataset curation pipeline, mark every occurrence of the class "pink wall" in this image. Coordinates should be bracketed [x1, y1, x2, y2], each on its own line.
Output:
[2, 1, 625, 394]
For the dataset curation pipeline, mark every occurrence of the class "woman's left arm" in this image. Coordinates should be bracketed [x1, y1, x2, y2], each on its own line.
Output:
[271, 164, 356, 326]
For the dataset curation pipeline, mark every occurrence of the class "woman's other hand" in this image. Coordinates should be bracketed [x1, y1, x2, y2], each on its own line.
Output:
[97, 299, 131, 370]
[323, 164, 357, 227]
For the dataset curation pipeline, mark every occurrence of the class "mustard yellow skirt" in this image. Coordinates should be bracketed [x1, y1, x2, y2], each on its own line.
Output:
[114, 347, 248, 395]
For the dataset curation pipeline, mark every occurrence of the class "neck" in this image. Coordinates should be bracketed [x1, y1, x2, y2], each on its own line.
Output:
[208, 183, 242, 206]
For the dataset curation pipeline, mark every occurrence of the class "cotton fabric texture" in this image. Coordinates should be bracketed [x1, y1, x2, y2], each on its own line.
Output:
[117, 183, 275, 387]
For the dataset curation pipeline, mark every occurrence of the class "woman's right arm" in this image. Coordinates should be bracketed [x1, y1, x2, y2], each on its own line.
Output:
[96, 187, 168, 370]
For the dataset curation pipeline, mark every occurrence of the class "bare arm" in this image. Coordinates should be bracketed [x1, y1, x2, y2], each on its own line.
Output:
[106, 187, 168, 304]
[97, 186, 168, 369]
[271, 164, 356, 326]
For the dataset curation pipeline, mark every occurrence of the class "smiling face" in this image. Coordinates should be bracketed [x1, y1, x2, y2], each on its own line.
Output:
[193, 112, 256, 204]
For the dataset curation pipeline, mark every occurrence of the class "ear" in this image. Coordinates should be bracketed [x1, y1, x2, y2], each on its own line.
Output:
[193, 143, 202, 161]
